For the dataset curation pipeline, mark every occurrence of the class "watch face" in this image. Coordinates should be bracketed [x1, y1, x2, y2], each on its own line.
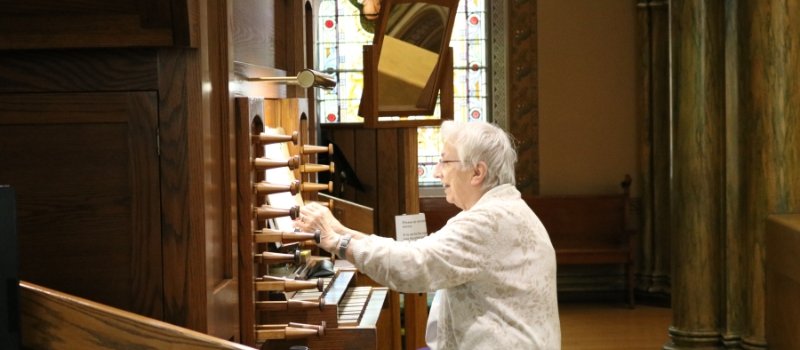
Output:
[338, 235, 352, 258]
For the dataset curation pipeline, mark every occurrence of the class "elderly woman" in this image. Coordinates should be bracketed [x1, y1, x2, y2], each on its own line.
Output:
[295, 120, 561, 349]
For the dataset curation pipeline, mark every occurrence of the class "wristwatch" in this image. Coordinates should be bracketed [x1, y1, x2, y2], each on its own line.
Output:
[337, 234, 352, 259]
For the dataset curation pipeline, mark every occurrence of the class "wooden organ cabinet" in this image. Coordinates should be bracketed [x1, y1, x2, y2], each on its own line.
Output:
[234, 97, 389, 349]
[0, 1, 398, 349]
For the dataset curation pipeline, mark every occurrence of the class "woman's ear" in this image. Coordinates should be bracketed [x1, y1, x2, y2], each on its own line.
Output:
[471, 161, 488, 186]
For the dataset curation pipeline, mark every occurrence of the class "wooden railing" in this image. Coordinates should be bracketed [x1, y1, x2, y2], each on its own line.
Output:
[19, 281, 256, 350]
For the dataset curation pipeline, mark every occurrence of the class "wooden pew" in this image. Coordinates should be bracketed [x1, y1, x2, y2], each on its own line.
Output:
[19, 281, 258, 350]
[525, 177, 635, 307]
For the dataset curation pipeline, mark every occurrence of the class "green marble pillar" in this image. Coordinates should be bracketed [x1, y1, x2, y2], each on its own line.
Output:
[636, 0, 672, 296]
[665, 0, 800, 348]
[736, 0, 800, 348]
[722, 0, 745, 347]
[666, 0, 725, 348]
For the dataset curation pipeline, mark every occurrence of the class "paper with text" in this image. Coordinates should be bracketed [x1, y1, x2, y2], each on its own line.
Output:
[395, 213, 428, 242]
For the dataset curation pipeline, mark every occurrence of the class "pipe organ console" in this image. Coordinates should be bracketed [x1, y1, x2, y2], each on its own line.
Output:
[236, 97, 388, 349]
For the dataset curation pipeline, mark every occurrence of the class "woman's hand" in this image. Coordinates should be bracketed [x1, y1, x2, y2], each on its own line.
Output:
[294, 202, 343, 253]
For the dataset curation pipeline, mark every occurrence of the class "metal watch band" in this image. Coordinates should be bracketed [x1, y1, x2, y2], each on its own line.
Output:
[337, 234, 352, 259]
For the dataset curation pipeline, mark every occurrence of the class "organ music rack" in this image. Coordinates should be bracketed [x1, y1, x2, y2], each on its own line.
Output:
[236, 97, 387, 349]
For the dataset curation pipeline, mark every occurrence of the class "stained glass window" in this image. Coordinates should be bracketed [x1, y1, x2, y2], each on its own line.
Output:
[316, 0, 488, 186]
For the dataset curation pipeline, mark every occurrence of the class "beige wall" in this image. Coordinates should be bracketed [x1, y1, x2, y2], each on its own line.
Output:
[537, 0, 639, 196]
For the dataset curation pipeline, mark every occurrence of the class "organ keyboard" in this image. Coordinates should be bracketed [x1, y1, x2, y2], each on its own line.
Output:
[261, 265, 388, 350]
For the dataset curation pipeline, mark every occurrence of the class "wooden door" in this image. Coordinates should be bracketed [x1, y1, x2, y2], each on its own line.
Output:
[0, 92, 163, 319]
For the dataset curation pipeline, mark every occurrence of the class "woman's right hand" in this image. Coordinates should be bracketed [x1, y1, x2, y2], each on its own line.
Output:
[294, 202, 344, 253]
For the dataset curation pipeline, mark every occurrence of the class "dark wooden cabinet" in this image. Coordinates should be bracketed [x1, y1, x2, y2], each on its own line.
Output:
[0, 1, 383, 347]
[0, 0, 195, 49]
[0, 92, 163, 319]
[0, 0, 238, 341]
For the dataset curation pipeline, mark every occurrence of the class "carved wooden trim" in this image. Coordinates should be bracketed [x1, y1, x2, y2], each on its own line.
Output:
[490, 0, 508, 130]
[506, 0, 538, 195]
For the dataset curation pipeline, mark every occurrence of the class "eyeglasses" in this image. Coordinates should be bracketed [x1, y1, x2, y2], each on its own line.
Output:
[437, 158, 460, 166]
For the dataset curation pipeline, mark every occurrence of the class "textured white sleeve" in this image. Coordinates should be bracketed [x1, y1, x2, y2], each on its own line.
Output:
[349, 209, 494, 293]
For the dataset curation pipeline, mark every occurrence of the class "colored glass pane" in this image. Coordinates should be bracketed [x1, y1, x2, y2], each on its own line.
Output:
[315, 0, 487, 186]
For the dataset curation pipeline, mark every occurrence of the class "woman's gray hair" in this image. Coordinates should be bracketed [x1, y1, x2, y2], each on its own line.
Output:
[440, 120, 517, 190]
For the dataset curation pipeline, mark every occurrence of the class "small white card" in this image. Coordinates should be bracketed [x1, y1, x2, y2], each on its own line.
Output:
[395, 213, 428, 242]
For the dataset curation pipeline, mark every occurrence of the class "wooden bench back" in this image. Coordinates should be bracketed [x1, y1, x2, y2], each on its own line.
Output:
[525, 194, 629, 250]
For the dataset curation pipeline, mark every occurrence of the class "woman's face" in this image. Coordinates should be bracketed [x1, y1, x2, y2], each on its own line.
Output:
[433, 143, 475, 210]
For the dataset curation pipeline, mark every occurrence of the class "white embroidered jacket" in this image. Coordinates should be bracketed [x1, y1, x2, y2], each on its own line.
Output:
[351, 184, 561, 349]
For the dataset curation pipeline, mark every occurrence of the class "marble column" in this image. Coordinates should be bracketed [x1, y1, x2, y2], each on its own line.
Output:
[635, 0, 672, 296]
[666, 0, 725, 349]
[721, 0, 745, 347]
[736, 0, 800, 348]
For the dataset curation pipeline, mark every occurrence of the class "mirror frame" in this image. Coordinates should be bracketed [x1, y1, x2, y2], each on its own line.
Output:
[359, 0, 459, 128]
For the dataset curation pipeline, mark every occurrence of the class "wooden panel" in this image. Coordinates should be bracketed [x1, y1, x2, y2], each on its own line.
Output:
[319, 126, 356, 202]
[0, 49, 159, 93]
[419, 197, 459, 233]
[233, 0, 277, 67]
[320, 193, 374, 234]
[274, 0, 307, 82]
[766, 215, 800, 350]
[527, 195, 628, 249]
[399, 128, 419, 214]
[157, 47, 208, 330]
[0, 0, 179, 49]
[202, 0, 239, 341]
[169, 0, 199, 47]
[354, 129, 378, 207]
[279, 98, 307, 181]
[0, 187, 20, 349]
[19, 281, 256, 350]
[0, 92, 163, 319]
[231, 61, 288, 99]
[234, 97, 263, 347]
[375, 129, 399, 239]
[331, 127, 356, 202]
